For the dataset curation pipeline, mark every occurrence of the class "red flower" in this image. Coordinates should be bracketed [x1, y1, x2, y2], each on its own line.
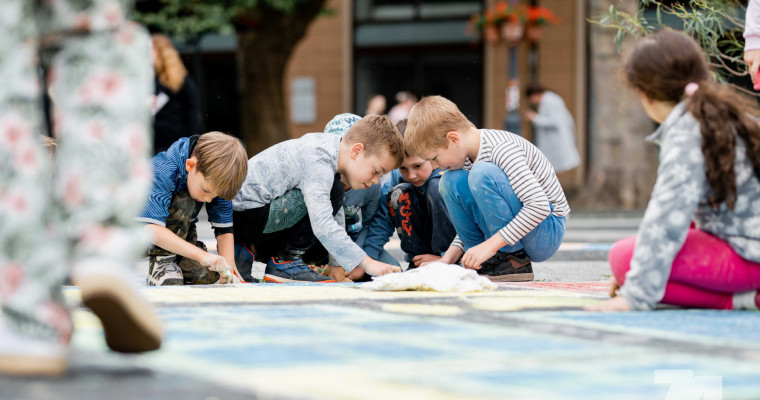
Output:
[0, 262, 25, 303]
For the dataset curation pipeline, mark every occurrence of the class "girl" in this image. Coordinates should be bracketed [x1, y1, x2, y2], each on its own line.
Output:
[589, 30, 760, 311]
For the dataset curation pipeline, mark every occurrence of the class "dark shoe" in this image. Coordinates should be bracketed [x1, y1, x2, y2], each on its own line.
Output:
[478, 250, 533, 282]
[147, 255, 184, 286]
[74, 259, 163, 354]
[263, 257, 336, 283]
[177, 241, 220, 285]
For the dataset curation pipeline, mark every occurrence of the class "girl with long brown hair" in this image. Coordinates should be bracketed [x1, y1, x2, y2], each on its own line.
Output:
[589, 30, 760, 311]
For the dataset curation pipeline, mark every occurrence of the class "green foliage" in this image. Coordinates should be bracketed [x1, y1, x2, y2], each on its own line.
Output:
[132, 0, 324, 43]
[591, 1, 750, 92]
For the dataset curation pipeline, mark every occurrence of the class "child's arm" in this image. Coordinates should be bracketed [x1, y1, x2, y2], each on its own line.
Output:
[146, 224, 231, 272]
[301, 165, 400, 276]
[216, 233, 243, 283]
[362, 174, 397, 261]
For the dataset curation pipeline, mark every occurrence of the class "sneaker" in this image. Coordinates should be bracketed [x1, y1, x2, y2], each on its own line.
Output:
[263, 257, 336, 283]
[477, 250, 534, 282]
[0, 315, 67, 376]
[74, 259, 163, 353]
[147, 255, 184, 286]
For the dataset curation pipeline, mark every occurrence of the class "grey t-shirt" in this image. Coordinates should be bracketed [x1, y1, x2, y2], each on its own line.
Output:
[232, 133, 366, 270]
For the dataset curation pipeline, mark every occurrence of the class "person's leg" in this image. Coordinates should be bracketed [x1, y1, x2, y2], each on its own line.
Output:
[177, 220, 221, 285]
[0, 0, 70, 376]
[388, 182, 433, 260]
[423, 177, 458, 257]
[438, 170, 489, 250]
[609, 230, 760, 309]
[145, 189, 196, 285]
[467, 162, 563, 261]
[45, 11, 161, 352]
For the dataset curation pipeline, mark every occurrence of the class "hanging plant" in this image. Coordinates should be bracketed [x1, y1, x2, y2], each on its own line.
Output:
[469, 2, 559, 45]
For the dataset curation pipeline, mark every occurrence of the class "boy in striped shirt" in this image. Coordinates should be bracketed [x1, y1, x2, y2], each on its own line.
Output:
[404, 96, 569, 281]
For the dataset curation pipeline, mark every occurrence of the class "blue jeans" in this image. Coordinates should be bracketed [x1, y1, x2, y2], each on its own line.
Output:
[439, 162, 565, 262]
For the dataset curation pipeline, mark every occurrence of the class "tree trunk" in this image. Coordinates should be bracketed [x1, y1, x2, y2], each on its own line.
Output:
[235, 0, 327, 156]
[576, 0, 659, 210]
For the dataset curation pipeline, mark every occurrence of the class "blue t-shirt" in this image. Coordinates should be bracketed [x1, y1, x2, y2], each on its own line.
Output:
[137, 135, 233, 236]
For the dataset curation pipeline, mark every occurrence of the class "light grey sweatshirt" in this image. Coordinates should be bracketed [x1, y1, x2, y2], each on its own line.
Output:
[232, 133, 366, 270]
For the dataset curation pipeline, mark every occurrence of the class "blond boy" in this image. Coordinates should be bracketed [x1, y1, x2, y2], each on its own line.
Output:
[138, 132, 248, 285]
[232, 115, 403, 283]
[404, 96, 569, 281]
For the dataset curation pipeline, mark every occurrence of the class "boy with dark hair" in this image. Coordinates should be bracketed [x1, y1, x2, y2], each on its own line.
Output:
[138, 131, 248, 286]
[233, 115, 404, 283]
[404, 96, 569, 282]
[359, 119, 457, 278]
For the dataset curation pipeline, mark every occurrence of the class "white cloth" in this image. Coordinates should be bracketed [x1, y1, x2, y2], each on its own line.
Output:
[363, 262, 497, 292]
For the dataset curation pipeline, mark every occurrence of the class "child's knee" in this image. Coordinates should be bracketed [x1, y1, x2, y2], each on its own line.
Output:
[608, 236, 637, 282]
[468, 162, 507, 190]
[439, 170, 468, 199]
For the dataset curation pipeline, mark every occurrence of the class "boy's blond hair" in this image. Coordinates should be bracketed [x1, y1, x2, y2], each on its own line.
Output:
[192, 131, 248, 201]
[343, 114, 404, 169]
[404, 95, 474, 157]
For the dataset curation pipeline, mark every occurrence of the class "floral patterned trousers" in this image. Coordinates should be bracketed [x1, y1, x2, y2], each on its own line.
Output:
[0, 0, 153, 344]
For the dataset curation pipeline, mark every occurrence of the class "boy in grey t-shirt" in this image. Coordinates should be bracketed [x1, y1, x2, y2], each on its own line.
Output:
[232, 115, 404, 283]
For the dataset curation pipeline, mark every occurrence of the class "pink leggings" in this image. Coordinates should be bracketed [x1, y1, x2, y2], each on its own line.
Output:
[610, 229, 760, 309]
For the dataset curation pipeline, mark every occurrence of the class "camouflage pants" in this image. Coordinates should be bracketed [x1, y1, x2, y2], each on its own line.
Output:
[0, 0, 153, 343]
[147, 189, 219, 285]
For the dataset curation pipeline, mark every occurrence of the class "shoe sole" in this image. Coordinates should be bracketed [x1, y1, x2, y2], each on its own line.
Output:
[486, 272, 534, 282]
[77, 276, 163, 353]
[263, 274, 336, 283]
[0, 354, 67, 376]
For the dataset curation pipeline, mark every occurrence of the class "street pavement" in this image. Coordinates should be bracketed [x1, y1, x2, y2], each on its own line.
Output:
[3, 211, 760, 400]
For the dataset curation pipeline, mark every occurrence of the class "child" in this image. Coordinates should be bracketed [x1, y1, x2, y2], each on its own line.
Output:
[361, 119, 457, 276]
[232, 115, 404, 283]
[138, 131, 248, 286]
[588, 30, 760, 311]
[323, 113, 398, 270]
[404, 96, 569, 282]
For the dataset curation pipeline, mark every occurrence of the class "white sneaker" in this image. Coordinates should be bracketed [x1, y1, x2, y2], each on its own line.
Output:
[147, 255, 184, 286]
[0, 314, 67, 376]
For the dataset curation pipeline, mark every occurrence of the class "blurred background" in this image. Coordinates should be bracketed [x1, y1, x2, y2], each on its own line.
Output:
[134, 0, 753, 211]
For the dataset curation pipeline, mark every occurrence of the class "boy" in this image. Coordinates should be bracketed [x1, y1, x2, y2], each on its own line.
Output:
[361, 119, 457, 278]
[323, 113, 399, 269]
[138, 131, 248, 286]
[232, 115, 403, 283]
[404, 96, 569, 282]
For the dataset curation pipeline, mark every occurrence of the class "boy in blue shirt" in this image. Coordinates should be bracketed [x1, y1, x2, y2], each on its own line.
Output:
[138, 132, 248, 285]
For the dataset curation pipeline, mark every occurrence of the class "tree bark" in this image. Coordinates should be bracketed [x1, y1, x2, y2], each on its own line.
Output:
[235, 0, 327, 156]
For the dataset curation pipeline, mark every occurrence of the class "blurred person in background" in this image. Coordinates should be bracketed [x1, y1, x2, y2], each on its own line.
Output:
[365, 94, 386, 116]
[151, 33, 202, 155]
[524, 84, 580, 174]
[388, 91, 417, 124]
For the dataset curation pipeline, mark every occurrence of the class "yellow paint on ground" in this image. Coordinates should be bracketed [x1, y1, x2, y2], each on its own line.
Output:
[381, 303, 463, 316]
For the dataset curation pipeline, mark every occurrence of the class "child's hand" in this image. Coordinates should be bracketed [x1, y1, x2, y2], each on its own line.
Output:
[361, 258, 401, 276]
[461, 242, 497, 270]
[584, 296, 632, 312]
[609, 277, 621, 298]
[327, 266, 351, 282]
[347, 266, 366, 281]
[219, 269, 243, 284]
[412, 254, 441, 267]
[201, 254, 231, 272]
